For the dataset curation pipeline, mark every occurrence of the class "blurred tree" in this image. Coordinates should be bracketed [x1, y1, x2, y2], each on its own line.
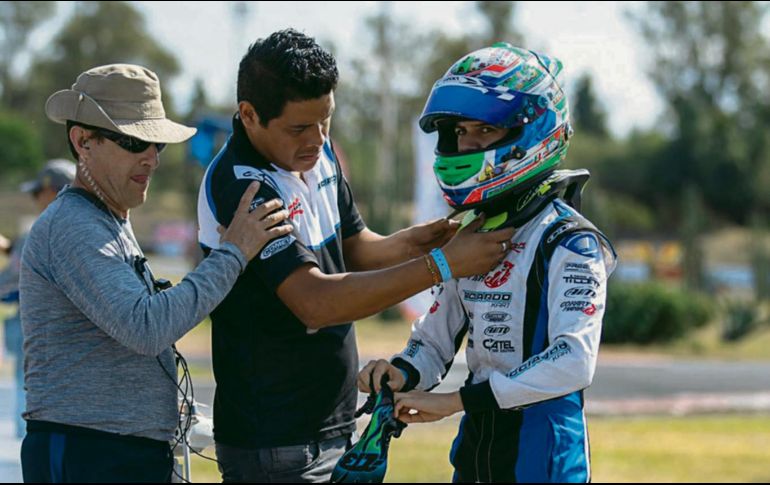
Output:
[571, 128, 674, 235]
[186, 79, 213, 123]
[572, 73, 608, 138]
[416, 2, 523, 104]
[176, 78, 230, 220]
[332, 56, 381, 219]
[416, 34, 476, 104]
[475, 1, 523, 47]
[748, 211, 770, 301]
[681, 183, 706, 291]
[334, 5, 425, 233]
[23, 1, 180, 159]
[369, 4, 398, 233]
[0, 111, 44, 182]
[631, 1, 770, 224]
[0, 1, 55, 110]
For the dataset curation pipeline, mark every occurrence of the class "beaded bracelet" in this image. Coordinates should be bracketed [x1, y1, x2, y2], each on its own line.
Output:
[423, 254, 441, 286]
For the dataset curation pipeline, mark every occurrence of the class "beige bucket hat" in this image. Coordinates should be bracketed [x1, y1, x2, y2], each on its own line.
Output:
[45, 64, 196, 144]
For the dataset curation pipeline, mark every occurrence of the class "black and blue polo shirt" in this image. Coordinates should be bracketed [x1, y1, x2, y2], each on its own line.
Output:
[197, 115, 365, 448]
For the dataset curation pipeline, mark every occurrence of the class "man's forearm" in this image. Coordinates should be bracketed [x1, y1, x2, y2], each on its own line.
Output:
[345, 219, 459, 271]
[344, 230, 411, 271]
[279, 257, 434, 329]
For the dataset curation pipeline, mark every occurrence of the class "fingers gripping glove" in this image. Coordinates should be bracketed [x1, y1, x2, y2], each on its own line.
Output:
[331, 374, 407, 483]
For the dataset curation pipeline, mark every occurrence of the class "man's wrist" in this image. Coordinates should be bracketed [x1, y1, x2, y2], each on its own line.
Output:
[396, 227, 418, 259]
[218, 242, 248, 273]
[449, 391, 464, 414]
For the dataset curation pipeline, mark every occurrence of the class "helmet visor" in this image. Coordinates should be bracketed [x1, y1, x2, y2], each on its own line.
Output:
[419, 80, 547, 133]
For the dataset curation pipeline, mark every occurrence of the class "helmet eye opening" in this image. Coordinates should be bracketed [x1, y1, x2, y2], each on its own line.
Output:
[435, 120, 526, 157]
[490, 124, 524, 150]
[435, 120, 460, 155]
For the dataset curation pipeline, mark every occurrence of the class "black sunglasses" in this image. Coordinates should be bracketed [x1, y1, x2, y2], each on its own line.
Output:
[93, 127, 166, 154]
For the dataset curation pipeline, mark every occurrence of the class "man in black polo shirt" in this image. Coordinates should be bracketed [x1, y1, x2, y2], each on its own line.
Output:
[197, 29, 514, 482]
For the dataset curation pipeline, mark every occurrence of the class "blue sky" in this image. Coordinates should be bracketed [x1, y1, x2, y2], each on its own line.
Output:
[31, 1, 662, 138]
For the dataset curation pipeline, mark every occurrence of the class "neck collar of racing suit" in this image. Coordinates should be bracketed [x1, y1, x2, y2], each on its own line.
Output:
[460, 169, 592, 232]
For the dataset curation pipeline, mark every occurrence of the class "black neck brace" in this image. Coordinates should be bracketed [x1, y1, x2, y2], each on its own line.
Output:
[473, 169, 591, 230]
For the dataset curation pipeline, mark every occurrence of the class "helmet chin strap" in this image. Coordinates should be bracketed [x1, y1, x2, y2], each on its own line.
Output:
[472, 169, 591, 230]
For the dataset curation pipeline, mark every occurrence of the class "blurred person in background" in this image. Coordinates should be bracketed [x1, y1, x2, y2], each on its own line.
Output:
[0, 159, 75, 439]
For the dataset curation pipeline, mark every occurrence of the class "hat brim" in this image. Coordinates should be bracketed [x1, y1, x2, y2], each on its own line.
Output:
[45, 89, 196, 144]
[113, 118, 196, 144]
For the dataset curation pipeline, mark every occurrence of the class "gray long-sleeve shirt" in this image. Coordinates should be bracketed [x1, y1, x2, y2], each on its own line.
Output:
[20, 188, 246, 441]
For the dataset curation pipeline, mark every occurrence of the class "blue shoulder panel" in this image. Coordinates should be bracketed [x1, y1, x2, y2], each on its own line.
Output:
[560, 232, 600, 259]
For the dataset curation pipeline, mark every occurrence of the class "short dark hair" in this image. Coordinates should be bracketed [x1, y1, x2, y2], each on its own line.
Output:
[65, 120, 105, 160]
[237, 28, 338, 127]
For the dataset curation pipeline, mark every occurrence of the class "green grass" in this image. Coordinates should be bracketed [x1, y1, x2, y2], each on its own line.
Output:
[599, 322, 770, 362]
[589, 415, 770, 483]
[355, 315, 416, 358]
[186, 414, 770, 483]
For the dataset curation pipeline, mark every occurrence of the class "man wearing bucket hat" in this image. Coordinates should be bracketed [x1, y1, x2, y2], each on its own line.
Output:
[19, 64, 294, 482]
[0, 159, 75, 440]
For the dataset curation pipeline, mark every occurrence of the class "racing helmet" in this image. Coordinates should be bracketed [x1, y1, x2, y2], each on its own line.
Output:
[419, 43, 572, 210]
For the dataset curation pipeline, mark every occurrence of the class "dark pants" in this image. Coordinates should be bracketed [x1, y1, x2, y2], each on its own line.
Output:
[216, 434, 352, 483]
[21, 422, 173, 483]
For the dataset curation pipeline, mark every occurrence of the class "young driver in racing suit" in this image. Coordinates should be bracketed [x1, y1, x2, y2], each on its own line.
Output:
[358, 43, 617, 483]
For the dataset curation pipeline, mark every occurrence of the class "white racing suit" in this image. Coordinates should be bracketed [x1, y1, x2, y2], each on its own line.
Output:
[392, 197, 616, 483]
